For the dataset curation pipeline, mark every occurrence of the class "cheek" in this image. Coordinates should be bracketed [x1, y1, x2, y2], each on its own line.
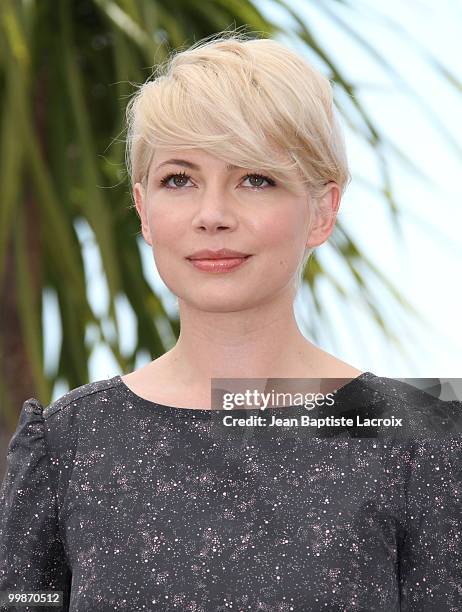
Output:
[146, 197, 309, 269]
[148, 205, 183, 249]
[257, 205, 308, 261]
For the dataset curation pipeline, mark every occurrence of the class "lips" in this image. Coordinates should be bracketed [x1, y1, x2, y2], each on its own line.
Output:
[186, 248, 251, 260]
[186, 254, 252, 273]
[188, 256, 250, 262]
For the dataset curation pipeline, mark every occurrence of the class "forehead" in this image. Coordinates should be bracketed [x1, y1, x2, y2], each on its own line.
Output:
[150, 149, 243, 172]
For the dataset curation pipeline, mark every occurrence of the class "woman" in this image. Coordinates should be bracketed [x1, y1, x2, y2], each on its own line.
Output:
[1, 31, 461, 611]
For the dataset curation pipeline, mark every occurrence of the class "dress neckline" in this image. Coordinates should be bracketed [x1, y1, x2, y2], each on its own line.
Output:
[113, 371, 376, 421]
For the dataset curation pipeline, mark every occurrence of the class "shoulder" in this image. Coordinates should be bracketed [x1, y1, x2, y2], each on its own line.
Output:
[40, 376, 122, 452]
[42, 375, 121, 421]
[360, 373, 443, 405]
[32, 375, 123, 465]
[355, 373, 462, 436]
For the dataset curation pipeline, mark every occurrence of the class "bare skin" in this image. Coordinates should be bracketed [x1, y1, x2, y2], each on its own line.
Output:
[121, 148, 363, 410]
[121, 353, 363, 410]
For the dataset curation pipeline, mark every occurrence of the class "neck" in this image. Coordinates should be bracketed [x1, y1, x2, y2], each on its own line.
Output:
[161, 290, 345, 389]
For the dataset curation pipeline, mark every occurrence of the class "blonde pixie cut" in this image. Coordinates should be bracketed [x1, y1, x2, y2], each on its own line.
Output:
[125, 30, 351, 288]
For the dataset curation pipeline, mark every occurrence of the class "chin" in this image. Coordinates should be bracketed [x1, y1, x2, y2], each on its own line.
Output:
[178, 290, 260, 313]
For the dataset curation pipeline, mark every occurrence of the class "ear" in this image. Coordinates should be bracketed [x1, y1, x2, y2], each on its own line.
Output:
[306, 182, 341, 249]
[133, 181, 152, 246]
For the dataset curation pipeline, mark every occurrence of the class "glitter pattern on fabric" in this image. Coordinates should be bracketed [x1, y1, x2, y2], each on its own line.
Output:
[0, 372, 461, 611]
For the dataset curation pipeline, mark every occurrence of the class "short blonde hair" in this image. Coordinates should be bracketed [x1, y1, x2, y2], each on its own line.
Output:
[125, 29, 351, 287]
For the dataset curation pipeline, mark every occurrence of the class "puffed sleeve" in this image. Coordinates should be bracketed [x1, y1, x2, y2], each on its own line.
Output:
[0, 399, 71, 611]
[398, 433, 462, 611]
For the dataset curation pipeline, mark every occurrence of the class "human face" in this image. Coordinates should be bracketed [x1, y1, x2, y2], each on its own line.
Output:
[133, 148, 314, 312]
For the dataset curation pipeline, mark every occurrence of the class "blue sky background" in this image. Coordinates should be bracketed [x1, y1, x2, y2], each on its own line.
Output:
[44, 0, 462, 399]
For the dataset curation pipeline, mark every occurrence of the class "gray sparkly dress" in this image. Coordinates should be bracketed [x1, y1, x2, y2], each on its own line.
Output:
[0, 372, 461, 611]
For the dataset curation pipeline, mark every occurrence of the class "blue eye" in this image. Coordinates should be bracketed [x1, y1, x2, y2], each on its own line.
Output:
[159, 171, 276, 190]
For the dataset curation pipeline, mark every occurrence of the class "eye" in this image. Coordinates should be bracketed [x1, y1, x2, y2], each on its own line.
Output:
[241, 173, 276, 189]
[158, 171, 277, 190]
[159, 171, 192, 189]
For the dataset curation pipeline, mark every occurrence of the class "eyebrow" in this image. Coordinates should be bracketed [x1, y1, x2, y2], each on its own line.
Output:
[154, 158, 241, 172]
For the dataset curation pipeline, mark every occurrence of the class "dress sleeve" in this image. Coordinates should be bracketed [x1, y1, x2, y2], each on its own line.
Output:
[398, 434, 462, 611]
[0, 399, 71, 611]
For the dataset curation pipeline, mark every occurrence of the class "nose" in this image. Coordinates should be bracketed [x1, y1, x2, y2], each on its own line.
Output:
[191, 184, 239, 233]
